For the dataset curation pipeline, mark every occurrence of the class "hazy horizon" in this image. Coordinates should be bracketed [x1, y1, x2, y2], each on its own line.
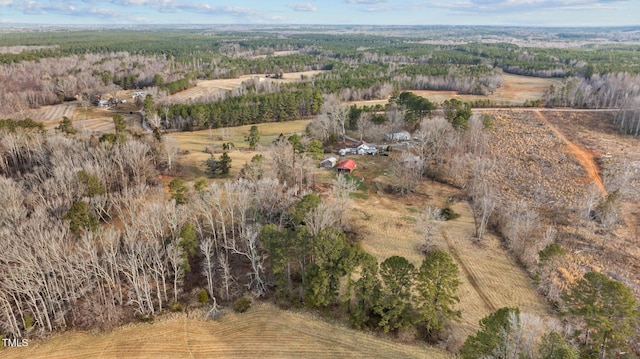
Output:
[0, 0, 638, 27]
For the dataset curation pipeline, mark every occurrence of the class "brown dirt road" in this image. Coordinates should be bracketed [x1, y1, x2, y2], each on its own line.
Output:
[534, 110, 606, 195]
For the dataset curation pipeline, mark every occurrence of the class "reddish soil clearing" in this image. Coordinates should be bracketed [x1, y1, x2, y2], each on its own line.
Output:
[534, 111, 606, 194]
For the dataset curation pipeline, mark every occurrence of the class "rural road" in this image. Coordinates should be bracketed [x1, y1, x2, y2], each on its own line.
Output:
[532, 110, 607, 195]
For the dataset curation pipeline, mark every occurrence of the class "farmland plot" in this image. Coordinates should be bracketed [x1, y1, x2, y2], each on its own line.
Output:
[25, 102, 77, 128]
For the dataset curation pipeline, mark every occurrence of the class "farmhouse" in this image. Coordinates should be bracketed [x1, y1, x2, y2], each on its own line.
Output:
[385, 131, 411, 141]
[336, 159, 357, 173]
[356, 143, 377, 155]
[320, 157, 337, 168]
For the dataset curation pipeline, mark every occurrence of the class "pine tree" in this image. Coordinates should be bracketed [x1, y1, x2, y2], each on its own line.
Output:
[414, 250, 461, 339]
[376, 256, 416, 332]
[564, 272, 639, 358]
[55, 116, 77, 135]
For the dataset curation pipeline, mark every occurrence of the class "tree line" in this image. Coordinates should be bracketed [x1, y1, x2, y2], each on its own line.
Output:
[545, 72, 640, 135]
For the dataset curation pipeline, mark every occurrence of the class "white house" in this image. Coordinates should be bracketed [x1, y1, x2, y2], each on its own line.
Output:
[356, 143, 377, 155]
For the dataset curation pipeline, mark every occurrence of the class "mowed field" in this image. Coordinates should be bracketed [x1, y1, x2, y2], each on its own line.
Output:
[23, 101, 142, 134]
[0, 304, 450, 359]
[170, 70, 326, 103]
[170, 119, 311, 179]
[348, 73, 560, 107]
[347, 167, 551, 343]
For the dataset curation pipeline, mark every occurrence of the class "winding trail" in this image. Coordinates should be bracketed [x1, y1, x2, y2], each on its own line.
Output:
[533, 110, 606, 195]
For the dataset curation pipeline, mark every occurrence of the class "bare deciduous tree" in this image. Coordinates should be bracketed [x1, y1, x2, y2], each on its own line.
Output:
[418, 207, 444, 251]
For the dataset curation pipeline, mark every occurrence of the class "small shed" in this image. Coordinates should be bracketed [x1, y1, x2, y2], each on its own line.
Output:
[385, 131, 411, 141]
[97, 100, 109, 107]
[336, 159, 357, 173]
[320, 157, 337, 168]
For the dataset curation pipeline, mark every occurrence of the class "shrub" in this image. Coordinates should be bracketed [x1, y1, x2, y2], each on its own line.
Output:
[23, 314, 34, 330]
[233, 297, 252, 313]
[171, 301, 185, 312]
[441, 201, 461, 221]
[198, 289, 209, 304]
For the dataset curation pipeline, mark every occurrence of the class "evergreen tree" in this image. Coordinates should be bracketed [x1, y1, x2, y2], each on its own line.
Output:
[55, 116, 77, 135]
[460, 307, 521, 359]
[539, 332, 578, 359]
[63, 201, 99, 237]
[564, 271, 639, 358]
[350, 252, 382, 330]
[414, 250, 461, 339]
[168, 178, 188, 205]
[443, 98, 472, 130]
[304, 228, 355, 308]
[262, 224, 292, 300]
[205, 153, 232, 177]
[113, 114, 127, 134]
[219, 152, 232, 176]
[376, 256, 416, 332]
[76, 170, 106, 198]
[245, 125, 260, 150]
[143, 94, 156, 120]
[178, 222, 199, 273]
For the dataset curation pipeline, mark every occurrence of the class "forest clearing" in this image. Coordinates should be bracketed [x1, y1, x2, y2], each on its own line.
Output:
[169, 70, 326, 103]
[170, 119, 311, 179]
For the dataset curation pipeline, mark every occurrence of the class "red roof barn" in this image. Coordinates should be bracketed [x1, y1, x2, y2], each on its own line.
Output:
[336, 159, 356, 173]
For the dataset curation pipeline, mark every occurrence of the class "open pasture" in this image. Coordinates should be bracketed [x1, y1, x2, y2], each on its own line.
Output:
[170, 119, 311, 179]
[349, 180, 551, 341]
[348, 73, 560, 107]
[0, 304, 449, 359]
[170, 70, 326, 103]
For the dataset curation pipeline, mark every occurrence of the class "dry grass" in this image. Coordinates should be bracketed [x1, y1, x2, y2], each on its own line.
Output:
[170, 71, 326, 103]
[350, 177, 551, 340]
[347, 73, 560, 107]
[171, 120, 311, 180]
[25, 101, 143, 135]
[0, 304, 450, 359]
[25, 103, 77, 128]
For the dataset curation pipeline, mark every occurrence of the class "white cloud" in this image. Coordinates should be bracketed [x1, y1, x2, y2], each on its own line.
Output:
[344, 0, 389, 4]
[287, 2, 317, 12]
[425, 0, 631, 13]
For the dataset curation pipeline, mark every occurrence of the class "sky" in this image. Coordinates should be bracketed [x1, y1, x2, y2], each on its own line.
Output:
[0, 0, 639, 27]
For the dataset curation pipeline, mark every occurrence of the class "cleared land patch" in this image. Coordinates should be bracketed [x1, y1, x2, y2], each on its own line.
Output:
[0, 304, 449, 359]
[170, 70, 326, 103]
[171, 119, 311, 180]
[347, 73, 560, 107]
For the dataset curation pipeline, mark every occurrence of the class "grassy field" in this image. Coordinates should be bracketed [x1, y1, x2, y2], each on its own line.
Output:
[170, 70, 326, 103]
[0, 304, 450, 359]
[170, 119, 311, 180]
[349, 179, 551, 343]
[348, 73, 560, 107]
